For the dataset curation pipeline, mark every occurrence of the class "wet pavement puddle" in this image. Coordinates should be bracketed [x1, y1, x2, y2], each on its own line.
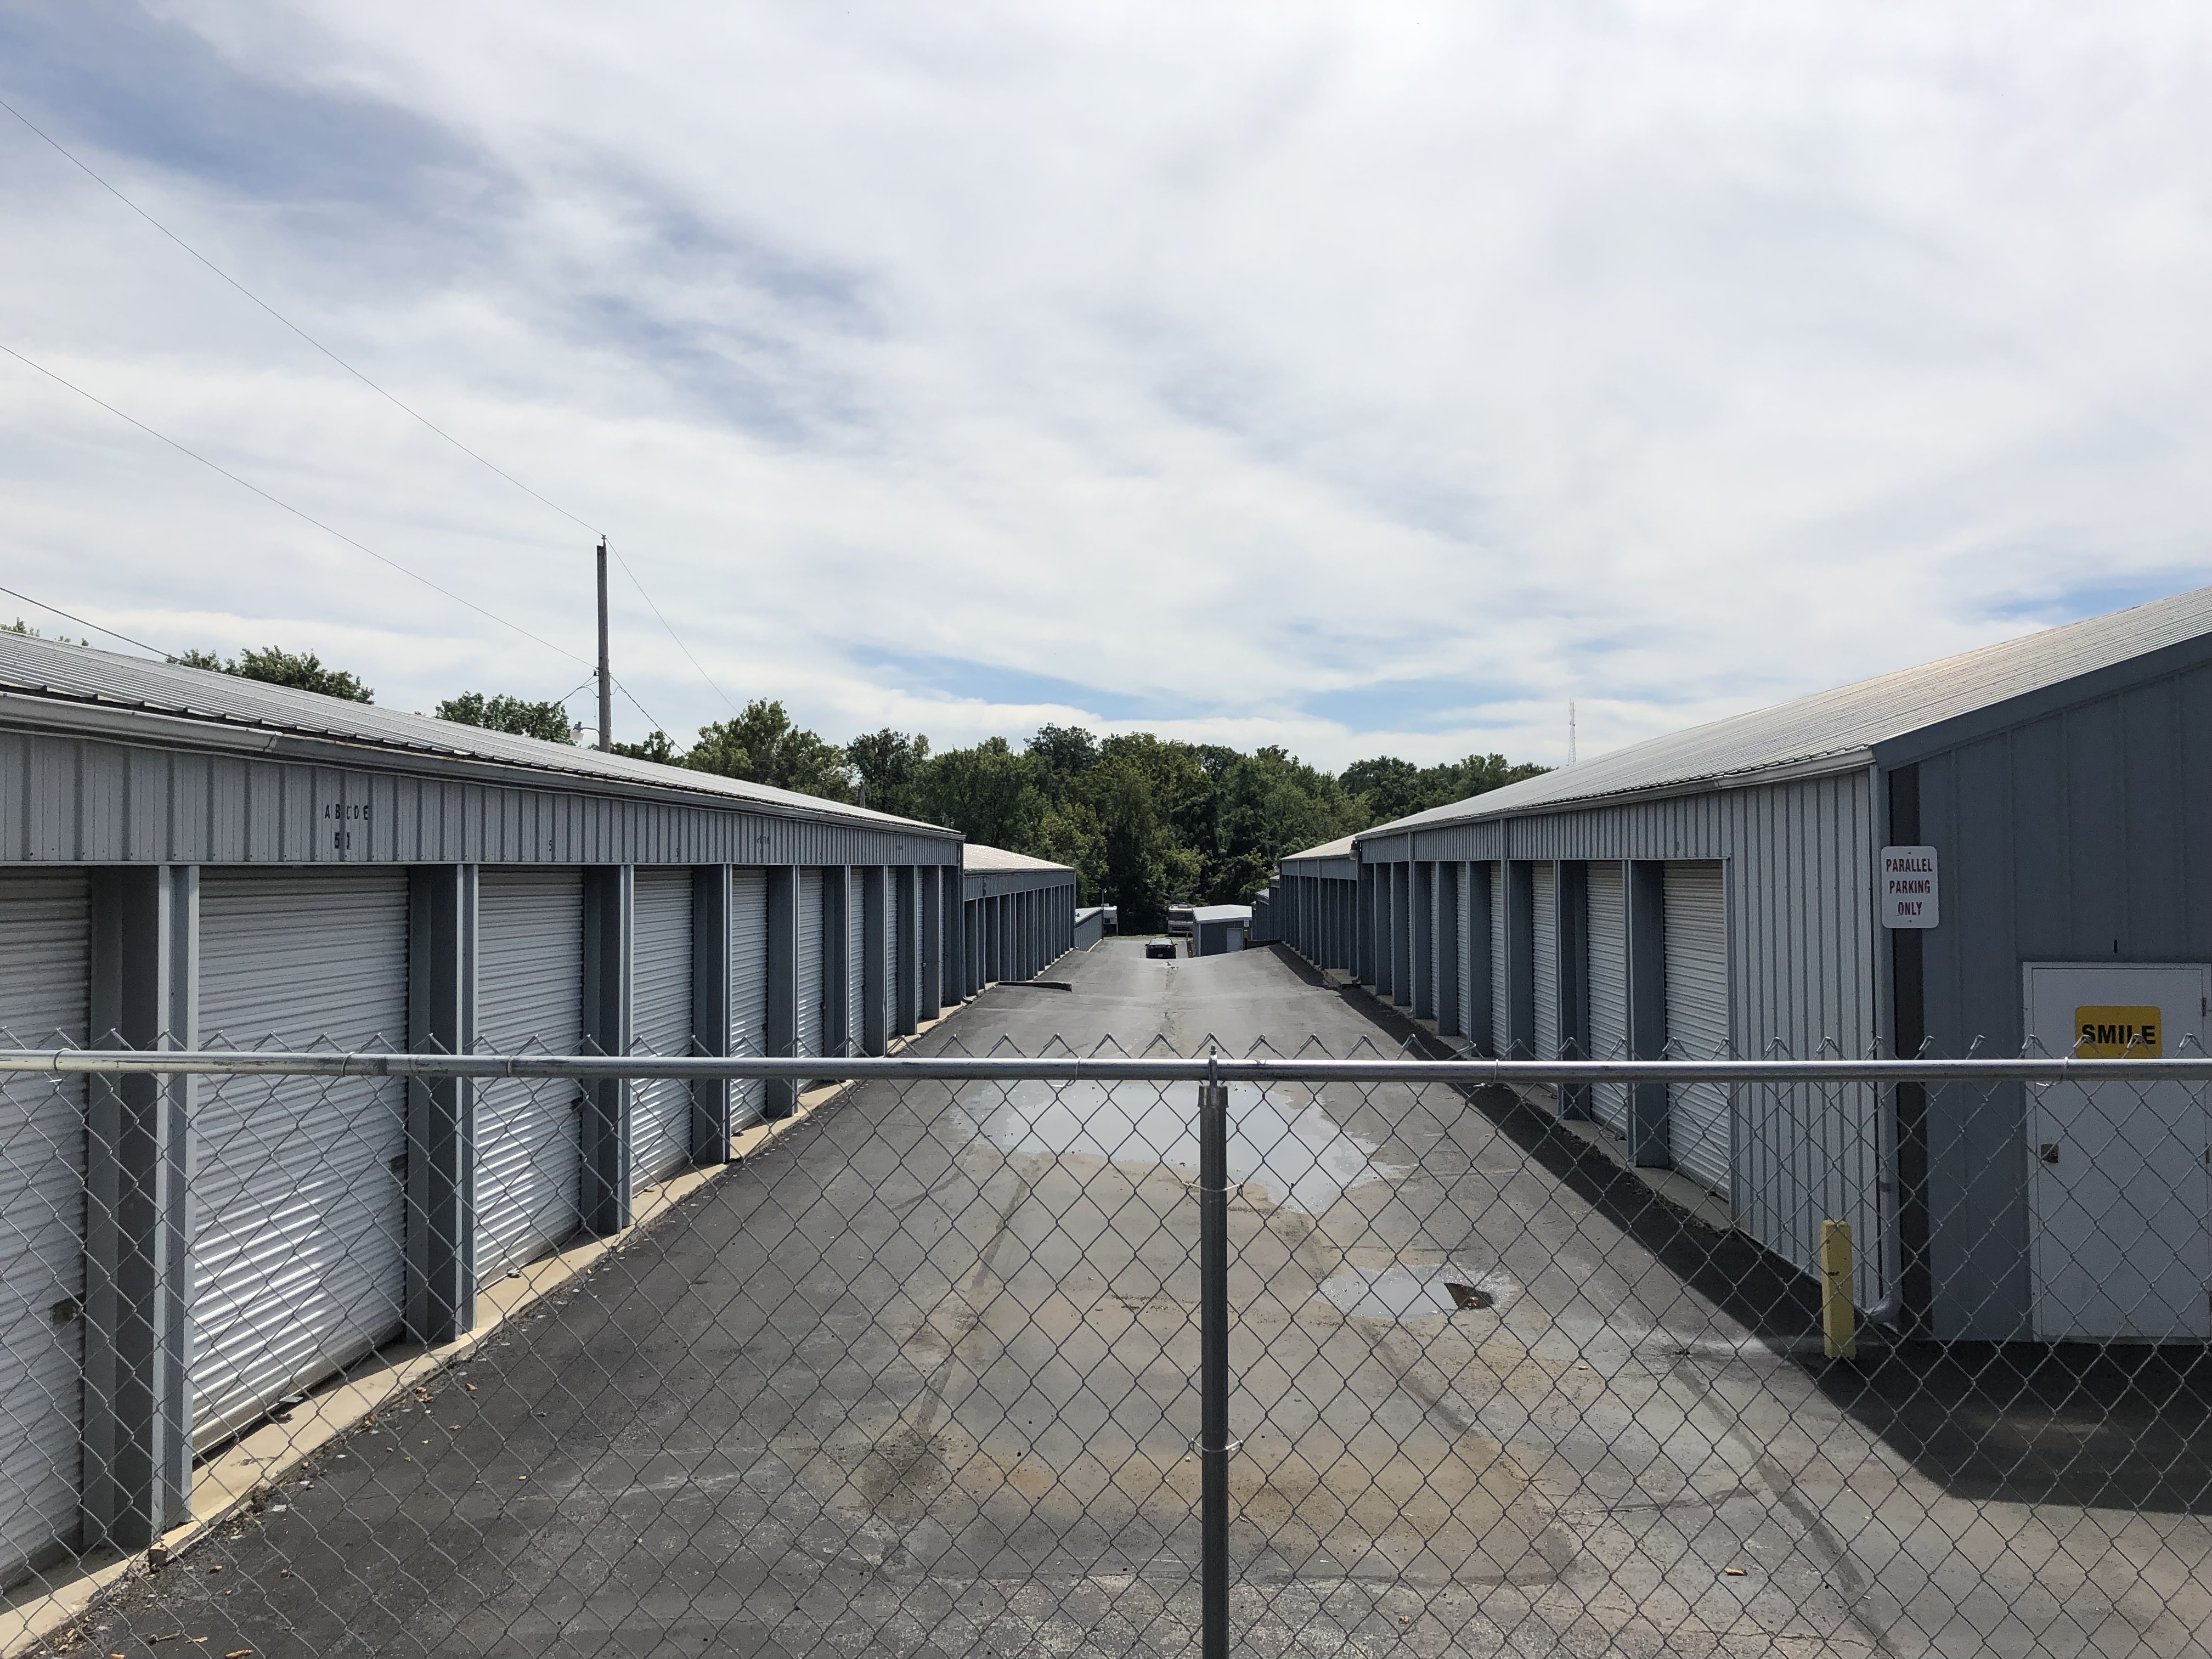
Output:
[1318, 1262, 1515, 1321]
[957, 1078, 1402, 1215]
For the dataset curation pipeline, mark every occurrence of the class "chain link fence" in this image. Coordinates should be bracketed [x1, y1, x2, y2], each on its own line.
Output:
[2, 1041, 2209, 1656]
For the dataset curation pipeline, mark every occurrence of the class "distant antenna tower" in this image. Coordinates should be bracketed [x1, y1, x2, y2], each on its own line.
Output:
[1568, 702, 1578, 765]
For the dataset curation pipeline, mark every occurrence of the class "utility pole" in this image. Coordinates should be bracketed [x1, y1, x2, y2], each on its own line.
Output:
[596, 537, 612, 753]
[1568, 701, 1578, 765]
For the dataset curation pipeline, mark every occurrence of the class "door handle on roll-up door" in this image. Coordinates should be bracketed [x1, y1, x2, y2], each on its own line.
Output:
[2038, 1143, 2061, 1164]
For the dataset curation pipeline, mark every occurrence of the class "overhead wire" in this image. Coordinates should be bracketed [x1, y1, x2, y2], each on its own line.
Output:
[0, 342, 592, 673]
[1, 93, 744, 723]
[0, 580, 174, 658]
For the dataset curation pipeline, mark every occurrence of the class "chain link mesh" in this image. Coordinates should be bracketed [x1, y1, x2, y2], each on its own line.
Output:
[4, 1018, 2210, 1655]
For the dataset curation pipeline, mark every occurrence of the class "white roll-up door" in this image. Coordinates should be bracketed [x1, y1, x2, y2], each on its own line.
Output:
[1457, 865, 1475, 1045]
[630, 868, 694, 1189]
[845, 875, 865, 1054]
[798, 871, 825, 1057]
[887, 874, 901, 1031]
[730, 869, 769, 1129]
[1586, 862, 1629, 1136]
[1664, 861, 1732, 1196]
[1531, 864, 1558, 1061]
[1488, 863, 1509, 1054]
[0, 872, 88, 1584]
[475, 868, 582, 1282]
[1429, 870, 1442, 1019]
[194, 868, 409, 1446]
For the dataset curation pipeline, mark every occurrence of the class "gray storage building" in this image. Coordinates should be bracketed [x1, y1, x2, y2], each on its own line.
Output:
[1278, 586, 2212, 1344]
[959, 844, 1077, 995]
[0, 635, 965, 1585]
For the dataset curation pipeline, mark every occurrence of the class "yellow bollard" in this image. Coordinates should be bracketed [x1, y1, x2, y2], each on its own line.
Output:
[1819, 1220, 1857, 1360]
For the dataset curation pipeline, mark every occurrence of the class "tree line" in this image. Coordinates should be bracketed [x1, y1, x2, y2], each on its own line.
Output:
[166, 645, 1547, 931]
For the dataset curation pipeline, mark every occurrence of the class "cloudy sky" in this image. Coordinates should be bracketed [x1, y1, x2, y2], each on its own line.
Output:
[2, 2, 2207, 769]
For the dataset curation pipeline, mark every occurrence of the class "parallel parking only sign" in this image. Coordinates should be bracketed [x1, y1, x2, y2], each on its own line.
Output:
[1881, 845, 1939, 929]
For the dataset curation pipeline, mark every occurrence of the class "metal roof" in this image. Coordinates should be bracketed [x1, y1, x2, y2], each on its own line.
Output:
[0, 633, 954, 836]
[1281, 834, 1357, 863]
[961, 842, 1075, 875]
[1192, 905, 1252, 923]
[1365, 584, 2212, 837]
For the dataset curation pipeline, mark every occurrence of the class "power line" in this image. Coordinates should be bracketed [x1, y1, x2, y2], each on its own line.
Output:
[0, 93, 600, 541]
[1, 94, 746, 720]
[0, 341, 592, 672]
[0, 580, 173, 658]
[605, 541, 741, 718]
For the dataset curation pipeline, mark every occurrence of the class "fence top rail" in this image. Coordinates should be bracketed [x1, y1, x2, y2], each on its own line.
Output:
[0, 1049, 2203, 1085]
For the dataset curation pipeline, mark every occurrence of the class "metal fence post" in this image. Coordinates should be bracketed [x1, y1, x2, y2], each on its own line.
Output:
[1200, 1052, 1229, 1658]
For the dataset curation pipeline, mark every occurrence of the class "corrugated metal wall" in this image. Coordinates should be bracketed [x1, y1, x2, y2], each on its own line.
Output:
[1911, 663, 2212, 1338]
[0, 728, 962, 871]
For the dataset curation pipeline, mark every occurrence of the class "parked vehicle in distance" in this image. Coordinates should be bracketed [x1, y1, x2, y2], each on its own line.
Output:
[1144, 938, 1178, 960]
[1166, 904, 1195, 936]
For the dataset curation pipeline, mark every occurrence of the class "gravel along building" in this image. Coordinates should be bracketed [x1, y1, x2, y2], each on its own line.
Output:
[0, 634, 966, 1586]
[958, 843, 1078, 996]
[1277, 586, 2212, 1344]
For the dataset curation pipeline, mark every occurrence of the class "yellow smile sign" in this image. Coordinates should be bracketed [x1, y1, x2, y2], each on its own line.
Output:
[2072, 1006, 2163, 1058]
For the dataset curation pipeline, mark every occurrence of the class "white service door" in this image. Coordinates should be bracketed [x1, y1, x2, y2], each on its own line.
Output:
[1586, 862, 1629, 1135]
[475, 868, 583, 1281]
[0, 872, 89, 1583]
[630, 868, 695, 1189]
[2026, 963, 2212, 1342]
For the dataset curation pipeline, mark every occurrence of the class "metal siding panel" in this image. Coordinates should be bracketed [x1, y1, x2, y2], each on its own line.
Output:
[1531, 864, 1558, 1059]
[0, 872, 88, 1579]
[1587, 862, 1629, 1132]
[797, 870, 825, 1057]
[191, 867, 409, 1443]
[630, 868, 694, 1188]
[1664, 861, 1731, 1194]
[475, 868, 583, 1280]
[730, 868, 769, 1128]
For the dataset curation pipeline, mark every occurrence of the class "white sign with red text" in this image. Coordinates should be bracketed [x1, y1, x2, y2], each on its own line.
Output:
[1881, 845, 1939, 929]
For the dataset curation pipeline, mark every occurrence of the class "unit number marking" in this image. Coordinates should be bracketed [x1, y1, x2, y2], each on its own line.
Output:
[323, 800, 371, 852]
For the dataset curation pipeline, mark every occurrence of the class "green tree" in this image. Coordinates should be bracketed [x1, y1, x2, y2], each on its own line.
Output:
[1340, 755, 1425, 825]
[684, 700, 853, 800]
[912, 737, 1041, 849]
[436, 692, 575, 743]
[1207, 746, 1363, 902]
[847, 728, 931, 817]
[172, 646, 373, 703]
[612, 730, 683, 764]
[1341, 752, 1549, 826]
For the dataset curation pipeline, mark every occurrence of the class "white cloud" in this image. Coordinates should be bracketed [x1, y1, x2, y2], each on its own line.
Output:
[2, 0, 2207, 771]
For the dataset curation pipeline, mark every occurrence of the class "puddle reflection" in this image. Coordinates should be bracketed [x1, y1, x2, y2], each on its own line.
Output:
[957, 1079, 1401, 1215]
